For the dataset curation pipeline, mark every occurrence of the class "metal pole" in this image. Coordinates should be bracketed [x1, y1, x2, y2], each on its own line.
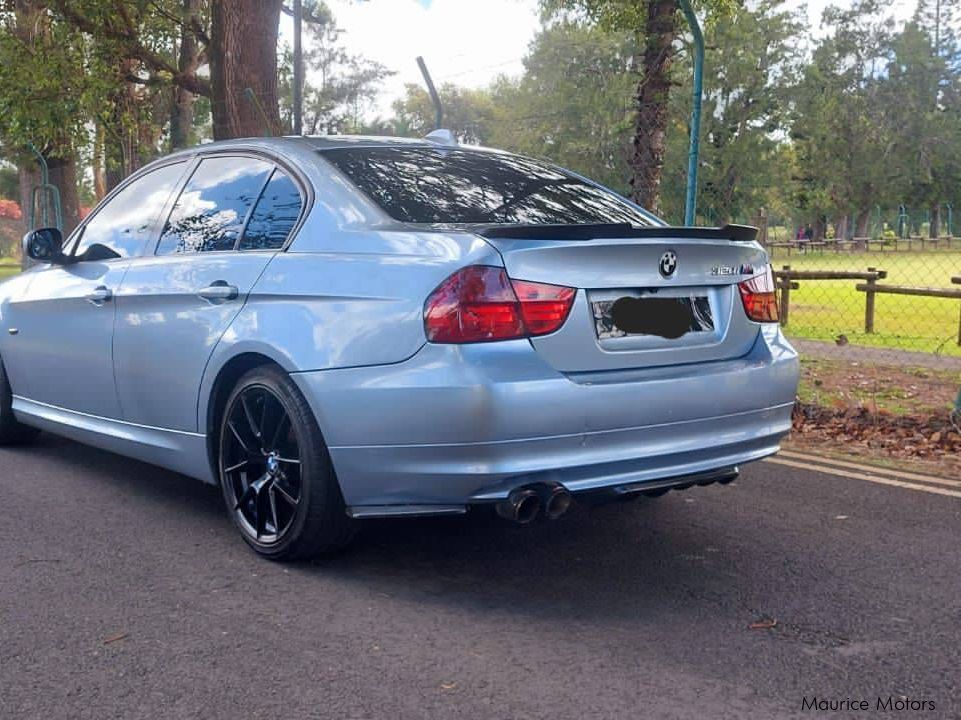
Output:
[293, 0, 303, 135]
[679, 0, 704, 226]
[416, 56, 443, 130]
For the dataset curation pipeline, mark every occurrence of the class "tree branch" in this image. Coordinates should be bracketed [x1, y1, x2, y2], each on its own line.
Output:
[51, 0, 211, 96]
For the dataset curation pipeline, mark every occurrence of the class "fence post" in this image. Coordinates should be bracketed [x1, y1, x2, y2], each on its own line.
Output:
[779, 265, 791, 326]
[864, 267, 877, 334]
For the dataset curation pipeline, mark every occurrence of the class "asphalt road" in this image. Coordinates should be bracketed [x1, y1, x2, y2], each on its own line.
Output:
[2, 434, 959, 719]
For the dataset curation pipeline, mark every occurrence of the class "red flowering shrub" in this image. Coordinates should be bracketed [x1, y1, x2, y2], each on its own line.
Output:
[0, 199, 22, 221]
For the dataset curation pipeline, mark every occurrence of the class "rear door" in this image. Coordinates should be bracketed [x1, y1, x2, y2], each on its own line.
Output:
[112, 155, 305, 432]
[482, 232, 769, 372]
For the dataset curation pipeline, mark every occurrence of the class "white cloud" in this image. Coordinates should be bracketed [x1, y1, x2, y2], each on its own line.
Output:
[281, 0, 541, 120]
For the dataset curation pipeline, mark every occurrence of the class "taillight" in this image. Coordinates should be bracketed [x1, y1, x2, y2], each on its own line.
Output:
[738, 265, 779, 323]
[424, 266, 575, 343]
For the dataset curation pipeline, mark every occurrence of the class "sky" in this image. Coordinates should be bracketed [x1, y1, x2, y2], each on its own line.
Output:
[279, 0, 921, 121]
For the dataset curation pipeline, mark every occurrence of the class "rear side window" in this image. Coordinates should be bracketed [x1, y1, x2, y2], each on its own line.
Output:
[75, 162, 186, 259]
[157, 156, 272, 254]
[240, 169, 303, 250]
[321, 147, 654, 227]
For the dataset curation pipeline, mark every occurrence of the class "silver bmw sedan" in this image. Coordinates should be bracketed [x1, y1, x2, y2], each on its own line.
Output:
[0, 135, 799, 559]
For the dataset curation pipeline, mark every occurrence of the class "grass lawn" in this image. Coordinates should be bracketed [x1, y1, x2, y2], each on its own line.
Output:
[770, 247, 961, 356]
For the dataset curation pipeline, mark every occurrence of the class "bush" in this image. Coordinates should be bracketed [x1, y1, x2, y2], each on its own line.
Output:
[0, 199, 22, 221]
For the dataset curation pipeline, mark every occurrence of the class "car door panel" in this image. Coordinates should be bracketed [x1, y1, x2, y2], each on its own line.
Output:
[111, 154, 298, 433]
[3, 261, 125, 418]
[113, 252, 275, 432]
[1, 160, 189, 420]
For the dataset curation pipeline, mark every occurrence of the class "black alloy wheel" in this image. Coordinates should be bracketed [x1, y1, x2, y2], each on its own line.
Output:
[218, 366, 354, 559]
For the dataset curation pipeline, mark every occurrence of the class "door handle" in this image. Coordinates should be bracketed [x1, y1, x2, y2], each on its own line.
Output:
[85, 286, 113, 306]
[198, 282, 239, 302]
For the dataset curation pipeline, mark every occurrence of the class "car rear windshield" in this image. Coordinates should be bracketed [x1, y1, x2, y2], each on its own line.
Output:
[320, 147, 655, 226]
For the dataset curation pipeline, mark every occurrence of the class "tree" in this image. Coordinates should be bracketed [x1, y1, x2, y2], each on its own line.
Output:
[789, 0, 894, 239]
[880, 13, 961, 236]
[169, 0, 205, 150]
[52, 0, 287, 141]
[541, 0, 733, 214]
[390, 82, 496, 144]
[0, 1, 91, 233]
[483, 21, 636, 191]
[209, 0, 283, 138]
[661, 0, 804, 223]
[279, 10, 393, 136]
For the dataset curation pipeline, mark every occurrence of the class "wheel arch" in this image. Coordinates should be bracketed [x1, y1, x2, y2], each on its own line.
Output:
[202, 352, 287, 481]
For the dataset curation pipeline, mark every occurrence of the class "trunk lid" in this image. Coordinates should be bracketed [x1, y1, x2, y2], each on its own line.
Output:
[479, 226, 769, 373]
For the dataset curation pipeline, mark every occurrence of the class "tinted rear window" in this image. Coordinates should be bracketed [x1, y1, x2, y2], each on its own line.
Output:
[321, 147, 654, 226]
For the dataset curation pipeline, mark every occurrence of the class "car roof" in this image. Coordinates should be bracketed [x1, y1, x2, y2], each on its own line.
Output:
[164, 134, 506, 160]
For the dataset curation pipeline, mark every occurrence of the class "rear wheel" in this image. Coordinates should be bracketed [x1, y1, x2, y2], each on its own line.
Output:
[218, 366, 354, 560]
[0, 357, 40, 446]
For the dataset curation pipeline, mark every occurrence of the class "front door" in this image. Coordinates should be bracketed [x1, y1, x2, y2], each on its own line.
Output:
[113, 155, 305, 432]
[4, 161, 188, 419]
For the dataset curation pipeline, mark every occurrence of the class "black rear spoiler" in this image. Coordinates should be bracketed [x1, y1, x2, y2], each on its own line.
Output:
[477, 223, 758, 242]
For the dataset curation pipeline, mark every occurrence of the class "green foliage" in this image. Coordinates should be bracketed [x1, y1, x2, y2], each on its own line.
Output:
[279, 8, 393, 135]
[389, 82, 498, 145]
[540, 0, 736, 31]
[0, 9, 97, 158]
[0, 163, 17, 200]
[483, 21, 635, 192]
[662, 0, 804, 223]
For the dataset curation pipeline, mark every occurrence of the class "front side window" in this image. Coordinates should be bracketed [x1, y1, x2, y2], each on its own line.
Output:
[240, 169, 303, 251]
[321, 147, 655, 227]
[75, 162, 186, 259]
[156, 156, 272, 255]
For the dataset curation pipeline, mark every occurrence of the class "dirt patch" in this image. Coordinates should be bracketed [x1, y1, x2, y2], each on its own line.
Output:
[789, 356, 961, 478]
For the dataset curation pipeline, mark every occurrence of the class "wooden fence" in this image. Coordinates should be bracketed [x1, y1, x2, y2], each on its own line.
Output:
[775, 265, 961, 345]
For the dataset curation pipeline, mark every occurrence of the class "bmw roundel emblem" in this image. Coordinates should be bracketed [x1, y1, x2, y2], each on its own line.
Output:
[659, 250, 677, 278]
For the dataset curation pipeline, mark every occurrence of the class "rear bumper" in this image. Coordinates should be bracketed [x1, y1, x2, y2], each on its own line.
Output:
[292, 325, 799, 511]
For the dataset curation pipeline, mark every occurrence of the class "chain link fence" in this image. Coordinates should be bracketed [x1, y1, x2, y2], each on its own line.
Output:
[727, 207, 961, 364]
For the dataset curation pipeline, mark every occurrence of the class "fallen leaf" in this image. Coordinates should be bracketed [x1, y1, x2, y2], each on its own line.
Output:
[749, 619, 777, 630]
[440, 682, 458, 691]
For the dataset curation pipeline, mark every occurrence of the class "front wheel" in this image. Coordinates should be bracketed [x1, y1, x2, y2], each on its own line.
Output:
[218, 365, 354, 560]
[0, 357, 40, 446]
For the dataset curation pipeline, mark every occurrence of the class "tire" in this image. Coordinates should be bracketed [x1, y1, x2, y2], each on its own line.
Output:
[217, 365, 354, 560]
[0, 356, 40, 446]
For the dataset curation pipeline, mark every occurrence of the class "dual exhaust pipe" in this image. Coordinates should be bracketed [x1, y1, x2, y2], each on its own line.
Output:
[495, 483, 572, 525]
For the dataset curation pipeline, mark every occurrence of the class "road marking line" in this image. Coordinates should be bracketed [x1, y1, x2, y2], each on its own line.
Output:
[777, 449, 961, 489]
[763, 457, 961, 499]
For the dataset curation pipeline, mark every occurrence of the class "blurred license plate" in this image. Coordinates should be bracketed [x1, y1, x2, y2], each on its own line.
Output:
[592, 295, 714, 340]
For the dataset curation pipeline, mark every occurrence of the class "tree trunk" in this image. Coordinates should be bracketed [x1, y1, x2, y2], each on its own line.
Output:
[835, 214, 848, 242]
[929, 204, 940, 238]
[855, 209, 871, 238]
[629, 0, 679, 214]
[209, 0, 283, 140]
[170, 0, 202, 150]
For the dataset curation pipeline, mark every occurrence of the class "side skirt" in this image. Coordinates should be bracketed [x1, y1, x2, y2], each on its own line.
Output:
[11, 396, 215, 484]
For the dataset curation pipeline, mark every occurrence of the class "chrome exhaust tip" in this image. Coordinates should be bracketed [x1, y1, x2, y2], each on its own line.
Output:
[495, 488, 541, 525]
[543, 484, 573, 520]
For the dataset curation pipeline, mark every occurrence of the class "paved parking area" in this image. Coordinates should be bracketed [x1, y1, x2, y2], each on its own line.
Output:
[2, 435, 959, 719]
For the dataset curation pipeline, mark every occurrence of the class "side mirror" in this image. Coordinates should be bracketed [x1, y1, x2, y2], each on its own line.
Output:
[23, 228, 65, 264]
